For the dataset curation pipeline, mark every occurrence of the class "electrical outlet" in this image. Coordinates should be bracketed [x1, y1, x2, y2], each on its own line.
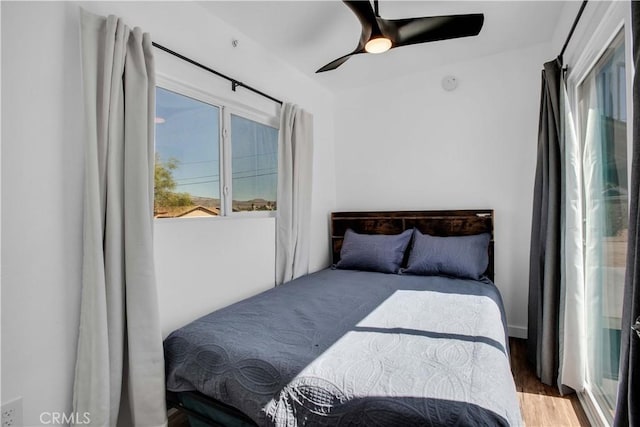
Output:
[1, 398, 22, 427]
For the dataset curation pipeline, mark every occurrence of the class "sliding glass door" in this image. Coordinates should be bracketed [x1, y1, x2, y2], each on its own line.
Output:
[578, 30, 628, 424]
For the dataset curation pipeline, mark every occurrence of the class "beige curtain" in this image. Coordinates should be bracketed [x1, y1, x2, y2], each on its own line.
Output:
[73, 10, 166, 426]
[276, 103, 314, 285]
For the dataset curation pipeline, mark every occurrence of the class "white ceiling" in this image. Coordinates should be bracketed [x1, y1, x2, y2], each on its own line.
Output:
[199, 1, 565, 91]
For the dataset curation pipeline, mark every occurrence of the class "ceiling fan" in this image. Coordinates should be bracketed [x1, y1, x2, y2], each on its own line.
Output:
[316, 0, 484, 73]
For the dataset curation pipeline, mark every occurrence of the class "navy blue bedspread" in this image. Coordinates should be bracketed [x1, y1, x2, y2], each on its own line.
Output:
[164, 269, 523, 426]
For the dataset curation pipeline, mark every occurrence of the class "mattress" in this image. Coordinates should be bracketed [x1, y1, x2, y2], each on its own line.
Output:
[164, 269, 523, 426]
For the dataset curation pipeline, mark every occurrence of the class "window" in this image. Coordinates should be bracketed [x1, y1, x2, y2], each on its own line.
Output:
[154, 85, 278, 218]
[154, 87, 221, 218]
[229, 114, 278, 213]
[578, 30, 628, 424]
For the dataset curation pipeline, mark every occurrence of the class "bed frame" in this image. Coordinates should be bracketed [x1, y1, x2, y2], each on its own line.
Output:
[166, 391, 256, 427]
[331, 209, 494, 281]
[168, 209, 495, 426]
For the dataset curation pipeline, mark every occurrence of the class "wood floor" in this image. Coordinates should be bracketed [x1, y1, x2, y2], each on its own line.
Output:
[170, 338, 591, 427]
[510, 338, 591, 426]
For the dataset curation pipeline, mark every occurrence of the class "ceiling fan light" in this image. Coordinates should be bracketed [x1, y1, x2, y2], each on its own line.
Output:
[365, 37, 392, 54]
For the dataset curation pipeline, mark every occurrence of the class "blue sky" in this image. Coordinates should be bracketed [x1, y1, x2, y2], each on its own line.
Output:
[155, 87, 277, 202]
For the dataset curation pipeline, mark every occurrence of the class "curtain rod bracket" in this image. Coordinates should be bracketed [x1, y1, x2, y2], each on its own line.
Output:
[232, 80, 242, 92]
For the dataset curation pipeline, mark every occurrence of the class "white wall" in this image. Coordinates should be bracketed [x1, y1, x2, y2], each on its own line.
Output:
[1, 1, 335, 424]
[334, 42, 554, 337]
[2, 1, 85, 423]
[154, 217, 276, 336]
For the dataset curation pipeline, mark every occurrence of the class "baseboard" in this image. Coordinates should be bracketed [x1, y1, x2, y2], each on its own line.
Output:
[508, 325, 527, 339]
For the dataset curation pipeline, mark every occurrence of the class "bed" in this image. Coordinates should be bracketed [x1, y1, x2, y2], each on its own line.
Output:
[164, 210, 522, 426]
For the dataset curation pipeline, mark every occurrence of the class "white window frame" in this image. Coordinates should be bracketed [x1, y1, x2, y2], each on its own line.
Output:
[222, 105, 279, 218]
[155, 73, 279, 220]
[566, 2, 633, 176]
[564, 2, 633, 427]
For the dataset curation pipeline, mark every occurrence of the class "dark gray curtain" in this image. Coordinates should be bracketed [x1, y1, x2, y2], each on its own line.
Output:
[527, 58, 562, 387]
[614, 3, 640, 425]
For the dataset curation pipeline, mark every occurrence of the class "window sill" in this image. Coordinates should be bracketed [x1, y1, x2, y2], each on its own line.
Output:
[154, 212, 276, 224]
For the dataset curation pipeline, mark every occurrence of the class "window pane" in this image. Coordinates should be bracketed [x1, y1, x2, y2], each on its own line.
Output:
[579, 30, 627, 424]
[230, 114, 278, 212]
[155, 87, 220, 218]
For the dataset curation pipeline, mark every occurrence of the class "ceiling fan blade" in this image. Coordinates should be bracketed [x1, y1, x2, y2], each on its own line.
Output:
[317, 2, 373, 74]
[387, 14, 484, 48]
[343, 0, 377, 29]
[316, 49, 363, 73]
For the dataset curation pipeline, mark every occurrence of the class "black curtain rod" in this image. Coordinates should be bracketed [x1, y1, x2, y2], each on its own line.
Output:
[559, 0, 589, 63]
[152, 42, 284, 106]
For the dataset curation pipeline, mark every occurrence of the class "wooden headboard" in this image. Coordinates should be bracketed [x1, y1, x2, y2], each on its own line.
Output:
[331, 210, 494, 281]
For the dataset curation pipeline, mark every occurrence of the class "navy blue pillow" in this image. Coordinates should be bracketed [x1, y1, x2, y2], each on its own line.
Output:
[335, 229, 413, 274]
[403, 230, 491, 279]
